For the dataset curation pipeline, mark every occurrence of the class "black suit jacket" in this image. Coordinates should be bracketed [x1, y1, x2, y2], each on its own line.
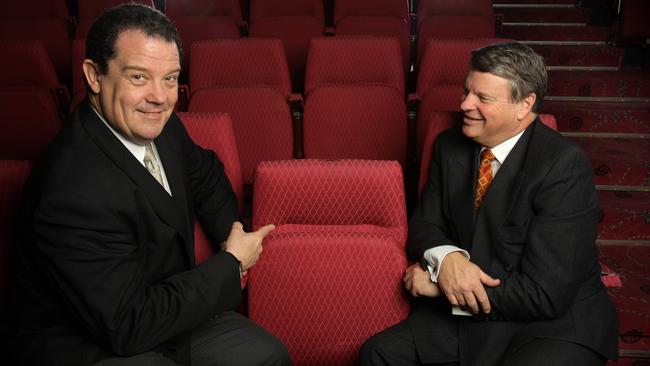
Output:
[4, 100, 241, 365]
[407, 119, 619, 365]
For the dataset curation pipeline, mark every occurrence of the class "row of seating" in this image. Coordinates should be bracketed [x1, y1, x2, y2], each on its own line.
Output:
[1, 0, 495, 90]
[1, 36, 518, 184]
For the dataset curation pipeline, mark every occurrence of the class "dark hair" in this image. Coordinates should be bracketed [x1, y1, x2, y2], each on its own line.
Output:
[85, 3, 182, 76]
[470, 42, 547, 112]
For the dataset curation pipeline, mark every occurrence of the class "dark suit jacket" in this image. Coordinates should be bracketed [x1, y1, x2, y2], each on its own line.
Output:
[3, 100, 242, 365]
[407, 119, 619, 365]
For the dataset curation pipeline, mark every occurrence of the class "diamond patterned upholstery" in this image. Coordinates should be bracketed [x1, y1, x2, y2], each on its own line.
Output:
[248, 230, 409, 366]
[250, 159, 408, 365]
[303, 37, 407, 166]
[0, 160, 31, 313]
[333, 0, 410, 67]
[415, 38, 509, 153]
[253, 159, 407, 244]
[178, 112, 243, 264]
[188, 39, 294, 184]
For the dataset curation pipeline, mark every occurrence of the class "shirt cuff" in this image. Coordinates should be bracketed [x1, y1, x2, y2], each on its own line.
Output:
[422, 245, 470, 283]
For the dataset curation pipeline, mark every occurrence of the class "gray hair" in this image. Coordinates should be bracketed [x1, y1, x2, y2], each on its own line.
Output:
[470, 42, 547, 112]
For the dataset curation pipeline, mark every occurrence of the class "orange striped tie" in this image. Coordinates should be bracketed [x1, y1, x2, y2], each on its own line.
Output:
[475, 149, 496, 209]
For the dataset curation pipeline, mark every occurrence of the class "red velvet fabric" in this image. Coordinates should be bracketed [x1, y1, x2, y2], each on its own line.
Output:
[0, 40, 61, 87]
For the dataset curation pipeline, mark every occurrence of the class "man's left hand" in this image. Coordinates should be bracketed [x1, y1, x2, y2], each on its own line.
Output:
[403, 263, 441, 298]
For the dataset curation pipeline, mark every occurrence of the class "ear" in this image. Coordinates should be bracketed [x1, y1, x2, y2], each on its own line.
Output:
[517, 92, 536, 120]
[82, 59, 101, 94]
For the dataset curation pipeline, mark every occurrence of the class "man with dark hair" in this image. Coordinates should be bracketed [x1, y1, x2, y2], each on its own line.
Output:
[3, 4, 289, 365]
[360, 42, 618, 365]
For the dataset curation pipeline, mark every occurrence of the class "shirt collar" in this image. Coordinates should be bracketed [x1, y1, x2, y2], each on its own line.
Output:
[91, 104, 147, 166]
[481, 129, 525, 165]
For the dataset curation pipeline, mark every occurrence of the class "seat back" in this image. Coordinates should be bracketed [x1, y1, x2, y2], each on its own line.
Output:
[0, 160, 31, 313]
[188, 39, 294, 184]
[415, 38, 509, 153]
[178, 112, 243, 264]
[303, 37, 407, 166]
[165, 0, 242, 18]
[2, 0, 69, 18]
[0, 40, 61, 88]
[249, 159, 409, 365]
[416, 0, 494, 61]
[333, 0, 411, 68]
[253, 159, 407, 244]
[248, 0, 325, 91]
[76, 0, 154, 39]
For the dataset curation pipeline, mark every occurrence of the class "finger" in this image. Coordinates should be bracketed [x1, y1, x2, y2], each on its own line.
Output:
[231, 221, 244, 231]
[474, 288, 492, 314]
[447, 294, 459, 306]
[479, 271, 501, 287]
[462, 292, 480, 314]
[255, 224, 276, 238]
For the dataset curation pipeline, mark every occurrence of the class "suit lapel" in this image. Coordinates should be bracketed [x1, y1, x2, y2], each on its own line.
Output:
[470, 121, 537, 268]
[78, 101, 193, 265]
[449, 141, 480, 250]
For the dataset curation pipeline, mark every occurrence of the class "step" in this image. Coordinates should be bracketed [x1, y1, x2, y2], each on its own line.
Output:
[597, 190, 650, 241]
[501, 25, 610, 42]
[548, 69, 650, 99]
[533, 45, 623, 69]
[598, 244, 650, 357]
[542, 102, 650, 134]
[570, 137, 650, 187]
[496, 7, 590, 23]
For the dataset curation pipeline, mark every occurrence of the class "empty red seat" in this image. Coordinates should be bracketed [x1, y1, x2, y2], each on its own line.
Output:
[0, 160, 31, 313]
[249, 159, 409, 365]
[0, 0, 72, 83]
[412, 38, 509, 154]
[76, 0, 154, 39]
[188, 39, 295, 186]
[178, 112, 243, 264]
[0, 41, 66, 160]
[248, 0, 325, 91]
[416, 0, 494, 63]
[165, 0, 242, 78]
[303, 37, 407, 167]
[333, 0, 411, 69]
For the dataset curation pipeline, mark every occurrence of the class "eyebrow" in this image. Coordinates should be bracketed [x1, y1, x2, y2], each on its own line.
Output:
[122, 65, 181, 74]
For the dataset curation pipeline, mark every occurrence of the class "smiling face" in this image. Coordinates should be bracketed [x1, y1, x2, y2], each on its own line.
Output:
[460, 70, 536, 148]
[83, 29, 181, 145]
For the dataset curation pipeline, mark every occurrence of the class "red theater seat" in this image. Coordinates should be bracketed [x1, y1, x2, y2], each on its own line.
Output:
[0, 0, 72, 83]
[188, 39, 295, 186]
[416, 0, 494, 63]
[303, 37, 407, 167]
[333, 0, 411, 69]
[250, 159, 409, 365]
[248, 0, 325, 92]
[178, 112, 243, 264]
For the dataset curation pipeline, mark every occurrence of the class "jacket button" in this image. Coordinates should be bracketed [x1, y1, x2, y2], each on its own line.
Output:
[505, 264, 513, 272]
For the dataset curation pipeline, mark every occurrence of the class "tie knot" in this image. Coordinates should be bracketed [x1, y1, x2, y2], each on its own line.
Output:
[480, 149, 496, 164]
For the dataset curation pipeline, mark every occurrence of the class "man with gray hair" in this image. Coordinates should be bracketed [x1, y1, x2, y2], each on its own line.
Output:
[360, 42, 618, 365]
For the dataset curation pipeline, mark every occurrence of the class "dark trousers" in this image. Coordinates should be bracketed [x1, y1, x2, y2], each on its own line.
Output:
[359, 319, 605, 366]
[95, 311, 290, 366]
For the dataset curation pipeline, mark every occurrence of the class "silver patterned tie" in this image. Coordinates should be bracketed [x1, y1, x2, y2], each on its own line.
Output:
[143, 143, 164, 186]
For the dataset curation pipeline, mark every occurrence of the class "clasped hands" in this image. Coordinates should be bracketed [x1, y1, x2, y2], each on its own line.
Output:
[403, 252, 500, 314]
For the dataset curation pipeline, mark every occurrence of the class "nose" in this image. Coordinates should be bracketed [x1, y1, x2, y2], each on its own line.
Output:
[460, 92, 475, 112]
[145, 81, 166, 105]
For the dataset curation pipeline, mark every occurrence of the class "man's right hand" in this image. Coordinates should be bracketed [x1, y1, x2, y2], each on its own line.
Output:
[437, 252, 500, 314]
[224, 222, 275, 271]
